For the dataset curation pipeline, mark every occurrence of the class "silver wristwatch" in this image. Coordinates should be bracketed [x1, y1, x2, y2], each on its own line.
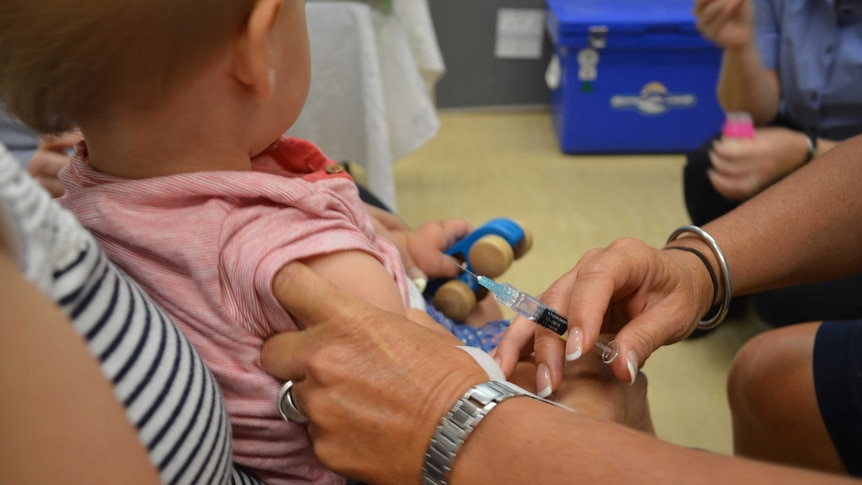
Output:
[422, 380, 557, 485]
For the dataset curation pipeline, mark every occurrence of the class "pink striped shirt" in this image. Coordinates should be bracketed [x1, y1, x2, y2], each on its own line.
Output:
[60, 137, 411, 485]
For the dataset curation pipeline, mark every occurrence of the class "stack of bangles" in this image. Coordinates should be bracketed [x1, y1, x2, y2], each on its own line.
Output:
[664, 224, 733, 330]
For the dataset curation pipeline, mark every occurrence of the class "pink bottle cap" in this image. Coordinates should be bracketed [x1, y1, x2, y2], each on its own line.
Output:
[722, 112, 755, 139]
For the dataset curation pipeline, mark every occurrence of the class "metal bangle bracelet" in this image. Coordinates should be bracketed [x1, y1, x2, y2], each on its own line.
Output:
[277, 380, 309, 424]
[802, 131, 818, 165]
[666, 225, 733, 330]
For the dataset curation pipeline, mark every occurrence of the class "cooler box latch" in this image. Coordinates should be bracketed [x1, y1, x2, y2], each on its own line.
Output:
[588, 25, 608, 49]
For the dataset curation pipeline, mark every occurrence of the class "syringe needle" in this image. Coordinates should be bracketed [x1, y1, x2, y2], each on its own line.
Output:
[438, 252, 474, 276]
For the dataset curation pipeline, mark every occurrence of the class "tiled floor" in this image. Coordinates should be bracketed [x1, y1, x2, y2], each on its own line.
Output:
[388, 110, 771, 455]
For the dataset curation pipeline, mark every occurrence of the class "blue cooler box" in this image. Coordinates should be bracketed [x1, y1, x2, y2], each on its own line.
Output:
[546, 0, 723, 153]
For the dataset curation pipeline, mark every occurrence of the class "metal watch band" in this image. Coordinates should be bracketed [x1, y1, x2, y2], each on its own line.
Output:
[422, 380, 551, 485]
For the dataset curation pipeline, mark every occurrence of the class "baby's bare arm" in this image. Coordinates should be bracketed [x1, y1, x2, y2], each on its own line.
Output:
[275, 250, 406, 320]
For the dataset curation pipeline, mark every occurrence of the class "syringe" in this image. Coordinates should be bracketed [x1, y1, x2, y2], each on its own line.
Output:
[478, 275, 620, 364]
[440, 255, 620, 364]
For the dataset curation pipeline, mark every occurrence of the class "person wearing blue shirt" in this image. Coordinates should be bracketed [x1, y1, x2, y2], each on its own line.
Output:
[685, 0, 862, 328]
[0, 109, 38, 167]
[0, 108, 74, 197]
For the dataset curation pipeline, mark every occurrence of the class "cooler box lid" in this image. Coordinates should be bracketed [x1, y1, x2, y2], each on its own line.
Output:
[547, 0, 702, 44]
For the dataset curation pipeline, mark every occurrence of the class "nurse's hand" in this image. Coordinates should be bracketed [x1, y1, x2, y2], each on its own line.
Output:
[495, 238, 713, 392]
[554, 348, 655, 435]
[693, 0, 753, 49]
[261, 262, 488, 485]
[708, 127, 811, 200]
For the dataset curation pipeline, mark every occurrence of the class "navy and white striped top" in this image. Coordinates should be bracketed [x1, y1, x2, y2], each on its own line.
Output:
[0, 145, 263, 484]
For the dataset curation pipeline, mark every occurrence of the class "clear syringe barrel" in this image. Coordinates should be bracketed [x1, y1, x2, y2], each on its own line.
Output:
[478, 277, 619, 364]
[500, 284, 543, 317]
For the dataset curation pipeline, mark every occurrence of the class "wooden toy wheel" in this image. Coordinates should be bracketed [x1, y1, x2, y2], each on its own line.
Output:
[434, 280, 477, 322]
[469, 235, 514, 278]
[512, 221, 533, 260]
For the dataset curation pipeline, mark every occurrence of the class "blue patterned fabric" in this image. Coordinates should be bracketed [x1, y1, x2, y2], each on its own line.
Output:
[424, 298, 510, 353]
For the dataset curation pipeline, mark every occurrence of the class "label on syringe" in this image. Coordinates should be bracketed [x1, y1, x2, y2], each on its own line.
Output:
[535, 308, 567, 337]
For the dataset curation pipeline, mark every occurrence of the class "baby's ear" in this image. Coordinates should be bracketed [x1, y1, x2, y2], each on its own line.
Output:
[232, 0, 283, 101]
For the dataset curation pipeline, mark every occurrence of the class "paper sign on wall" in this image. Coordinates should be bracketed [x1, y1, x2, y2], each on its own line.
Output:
[495, 9, 546, 60]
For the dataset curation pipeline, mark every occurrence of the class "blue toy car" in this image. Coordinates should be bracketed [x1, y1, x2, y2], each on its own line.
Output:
[424, 218, 532, 321]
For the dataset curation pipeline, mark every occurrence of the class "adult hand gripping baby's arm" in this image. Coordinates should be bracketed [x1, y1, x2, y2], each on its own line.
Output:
[261, 262, 488, 485]
[495, 238, 714, 391]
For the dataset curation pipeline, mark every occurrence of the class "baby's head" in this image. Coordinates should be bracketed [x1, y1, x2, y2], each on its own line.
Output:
[0, 0, 309, 154]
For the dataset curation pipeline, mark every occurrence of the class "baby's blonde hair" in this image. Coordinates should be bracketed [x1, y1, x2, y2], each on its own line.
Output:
[0, 0, 257, 133]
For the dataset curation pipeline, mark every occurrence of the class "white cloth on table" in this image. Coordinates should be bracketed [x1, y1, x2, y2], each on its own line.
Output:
[395, 0, 445, 88]
[290, 1, 444, 210]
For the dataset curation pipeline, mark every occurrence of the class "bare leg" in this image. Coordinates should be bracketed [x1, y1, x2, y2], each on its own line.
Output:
[728, 322, 845, 473]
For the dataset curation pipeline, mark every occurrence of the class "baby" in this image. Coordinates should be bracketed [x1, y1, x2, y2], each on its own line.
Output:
[0, 0, 507, 483]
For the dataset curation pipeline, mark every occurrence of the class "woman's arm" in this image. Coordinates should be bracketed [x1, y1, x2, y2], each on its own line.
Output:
[705, 134, 862, 295]
[0, 251, 160, 484]
[262, 262, 859, 485]
[694, 0, 781, 123]
[716, 43, 780, 124]
[815, 137, 839, 158]
[450, 397, 855, 485]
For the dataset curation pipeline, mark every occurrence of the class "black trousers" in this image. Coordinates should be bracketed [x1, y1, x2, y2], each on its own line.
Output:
[683, 132, 862, 327]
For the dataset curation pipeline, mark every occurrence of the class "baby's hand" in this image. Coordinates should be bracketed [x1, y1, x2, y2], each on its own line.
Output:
[406, 219, 472, 279]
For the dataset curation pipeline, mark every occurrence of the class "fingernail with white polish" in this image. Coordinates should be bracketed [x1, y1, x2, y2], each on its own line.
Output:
[408, 267, 428, 292]
[412, 277, 428, 293]
[626, 350, 639, 386]
[565, 326, 584, 361]
[537, 363, 552, 398]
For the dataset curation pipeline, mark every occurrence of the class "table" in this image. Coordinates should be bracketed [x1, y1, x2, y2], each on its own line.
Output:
[289, 0, 445, 210]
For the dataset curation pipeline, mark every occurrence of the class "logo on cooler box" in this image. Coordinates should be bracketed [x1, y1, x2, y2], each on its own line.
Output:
[610, 82, 696, 115]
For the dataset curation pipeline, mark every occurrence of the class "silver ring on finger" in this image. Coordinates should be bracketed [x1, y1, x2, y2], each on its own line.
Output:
[277, 380, 309, 424]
